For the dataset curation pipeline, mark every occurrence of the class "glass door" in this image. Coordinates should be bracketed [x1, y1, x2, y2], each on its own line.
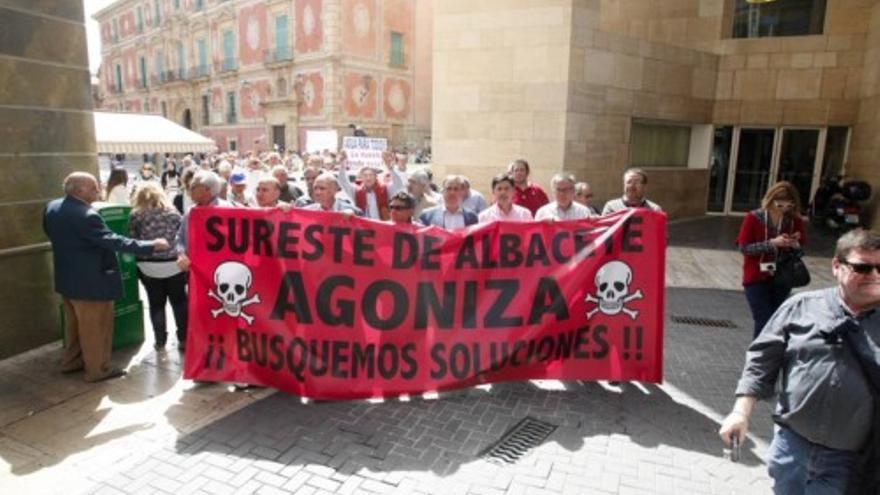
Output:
[730, 128, 776, 213]
[775, 128, 820, 211]
[707, 127, 733, 213]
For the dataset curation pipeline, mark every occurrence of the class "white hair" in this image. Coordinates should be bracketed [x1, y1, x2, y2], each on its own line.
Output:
[550, 172, 576, 190]
[314, 172, 339, 190]
[191, 170, 222, 196]
[217, 160, 233, 174]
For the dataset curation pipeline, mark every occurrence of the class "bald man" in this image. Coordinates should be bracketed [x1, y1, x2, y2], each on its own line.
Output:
[300, 173, 362, 215]
[44, 172, 169, 382]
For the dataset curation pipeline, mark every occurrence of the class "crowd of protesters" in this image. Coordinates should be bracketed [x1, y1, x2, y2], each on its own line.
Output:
[40, 137, 880, 495]
[90, 148, 661, 352]
[101, 149, 658, 224]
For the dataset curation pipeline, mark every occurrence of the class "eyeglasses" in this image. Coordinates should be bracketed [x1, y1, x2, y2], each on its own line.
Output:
[555, 187, 574, 193]
[773, 200, 795, 208]
[840, 259, 880, 275]
[389, 204, 412, 211]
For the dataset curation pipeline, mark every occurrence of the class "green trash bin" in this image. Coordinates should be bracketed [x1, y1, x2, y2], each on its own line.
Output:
[59, 203, 145, 350]
[97, 204, 140, 304]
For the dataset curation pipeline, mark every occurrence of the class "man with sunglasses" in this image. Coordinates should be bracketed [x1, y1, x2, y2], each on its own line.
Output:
[387, 191, 419, 225]
[720, 229, 880, 494]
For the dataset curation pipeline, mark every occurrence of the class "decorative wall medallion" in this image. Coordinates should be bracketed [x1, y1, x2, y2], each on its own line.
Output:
[353, 2, 370, 38]
[303, 5, 315, 36]
[303, 79, 315, 107]
[246, 17, 260, 50]
[388, 83, 405, 113]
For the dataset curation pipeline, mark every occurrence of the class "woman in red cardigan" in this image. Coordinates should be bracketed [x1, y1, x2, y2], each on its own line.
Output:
[736, 181, 807, 339]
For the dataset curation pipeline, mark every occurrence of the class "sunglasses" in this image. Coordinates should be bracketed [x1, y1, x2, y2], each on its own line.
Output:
[389, 204, 412, 211]
[840, 259, 880, 275]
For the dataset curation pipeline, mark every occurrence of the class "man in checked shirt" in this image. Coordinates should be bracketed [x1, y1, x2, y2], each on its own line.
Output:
[719, 229, 880, 494]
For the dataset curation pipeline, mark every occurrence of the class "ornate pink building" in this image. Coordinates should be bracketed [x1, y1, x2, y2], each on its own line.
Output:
[95, 0, 432, 152]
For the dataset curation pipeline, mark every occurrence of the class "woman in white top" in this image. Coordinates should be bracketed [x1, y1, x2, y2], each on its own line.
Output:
[104, 166, 130, 205]
[478, 173, 533, 223]
[129, 182, 186, 351]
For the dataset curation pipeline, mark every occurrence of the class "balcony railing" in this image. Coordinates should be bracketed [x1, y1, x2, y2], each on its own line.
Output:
[189, 65, 210, 79]
[265, 48, 293, 65]
[161, 70, 187, 84]
[219, 58, 238, 73]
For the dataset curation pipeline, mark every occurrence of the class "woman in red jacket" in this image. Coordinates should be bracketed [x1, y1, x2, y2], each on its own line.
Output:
[736, 181, 807, 339]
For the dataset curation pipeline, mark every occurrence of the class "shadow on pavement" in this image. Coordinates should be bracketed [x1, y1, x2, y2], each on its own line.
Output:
[167, 375, 762, 482]
[0, 344, 174, 476]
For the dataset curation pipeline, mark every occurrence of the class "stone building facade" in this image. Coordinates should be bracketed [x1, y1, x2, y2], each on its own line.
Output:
[434, 0, 880, 222]
[0, 1, 97, 358]
[95, 0, 432, 153]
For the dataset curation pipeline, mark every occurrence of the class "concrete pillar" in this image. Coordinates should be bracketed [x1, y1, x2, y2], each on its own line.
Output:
[0, 1, 96, 358]
[847, 3, 880, 225]
[432, 0, 575, 192]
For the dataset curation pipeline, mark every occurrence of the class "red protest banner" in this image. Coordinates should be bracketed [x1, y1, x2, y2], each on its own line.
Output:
[183, 208, 666, 399]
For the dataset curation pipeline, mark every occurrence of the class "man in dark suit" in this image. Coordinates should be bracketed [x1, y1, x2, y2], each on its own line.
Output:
[44, 172, 169, 382]
[418, 175, 479, 230]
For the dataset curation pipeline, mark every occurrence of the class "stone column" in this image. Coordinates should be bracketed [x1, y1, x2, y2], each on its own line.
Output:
[0, 1, 96, 358]
[432, 0, 575, 191]
[847, 3, 880, 225]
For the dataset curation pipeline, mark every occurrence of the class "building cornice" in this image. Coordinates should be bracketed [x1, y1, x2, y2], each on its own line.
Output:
[93, 0, 137, 22]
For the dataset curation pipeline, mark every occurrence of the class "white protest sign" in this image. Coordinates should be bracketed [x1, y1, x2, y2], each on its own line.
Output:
[342, 136, 387, 171]
[305, 130, 339, 153]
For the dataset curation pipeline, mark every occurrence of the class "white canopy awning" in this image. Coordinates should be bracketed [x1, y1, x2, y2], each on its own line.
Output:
[93, 111, 217, 154]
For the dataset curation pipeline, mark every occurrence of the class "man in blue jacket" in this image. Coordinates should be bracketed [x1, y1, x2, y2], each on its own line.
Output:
[418, 175, 478, 230]
[44, 172, 169, 382]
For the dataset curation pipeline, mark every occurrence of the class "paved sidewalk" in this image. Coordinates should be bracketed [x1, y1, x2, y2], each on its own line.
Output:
[0, 216, 840, 494]
[80, 287, 775, 495]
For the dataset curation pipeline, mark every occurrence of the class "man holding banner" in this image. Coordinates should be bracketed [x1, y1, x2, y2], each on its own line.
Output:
[419, 176, 479, 230]
[176, 171, 231, 272]
[181, 205, 666, 400]
[300, 173, 362, 216]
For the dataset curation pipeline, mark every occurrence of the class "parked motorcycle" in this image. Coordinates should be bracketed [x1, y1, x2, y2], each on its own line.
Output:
[809, 176, 872, 233]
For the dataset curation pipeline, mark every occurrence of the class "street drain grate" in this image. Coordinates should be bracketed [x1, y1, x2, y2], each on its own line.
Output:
[481, 417, 557, 464]
[670, 315, 738, 328]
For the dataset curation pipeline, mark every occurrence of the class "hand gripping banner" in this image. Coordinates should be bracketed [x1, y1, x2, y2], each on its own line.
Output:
[184, 208, 666, 399]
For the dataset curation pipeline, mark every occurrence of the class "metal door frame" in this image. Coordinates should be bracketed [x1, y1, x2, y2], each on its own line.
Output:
[715, 125, 830, 215]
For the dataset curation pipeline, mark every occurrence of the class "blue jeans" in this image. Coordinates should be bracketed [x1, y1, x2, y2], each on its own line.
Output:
[767, 426, 859, 495]
[744, 281, 791, 339]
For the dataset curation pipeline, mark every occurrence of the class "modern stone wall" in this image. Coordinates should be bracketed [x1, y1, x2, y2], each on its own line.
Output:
[434, 0, 879, 221]
[0, 1, 96, 358]
[567, 1, 716, 217]
[433, 0, 575, 193]
[848, 2, 880, 223]
[433, 0, 714, 217]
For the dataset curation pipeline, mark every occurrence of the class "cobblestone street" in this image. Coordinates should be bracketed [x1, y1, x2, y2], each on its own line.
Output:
[2, 217, 840, 495]
[84, 287, 776, 495]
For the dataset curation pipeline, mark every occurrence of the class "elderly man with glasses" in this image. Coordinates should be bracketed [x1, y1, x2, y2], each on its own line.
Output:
[418, 175, 478, 230]
[720, 229, 880, 494]
[536, 173, 594, 221]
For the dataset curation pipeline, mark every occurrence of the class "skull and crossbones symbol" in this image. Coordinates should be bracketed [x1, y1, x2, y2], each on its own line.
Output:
[585, 261, 643, 320]
[208, 261, 261, 325]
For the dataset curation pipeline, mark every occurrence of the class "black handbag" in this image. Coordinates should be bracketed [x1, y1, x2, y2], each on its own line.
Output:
[772, 249, 811, 289]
